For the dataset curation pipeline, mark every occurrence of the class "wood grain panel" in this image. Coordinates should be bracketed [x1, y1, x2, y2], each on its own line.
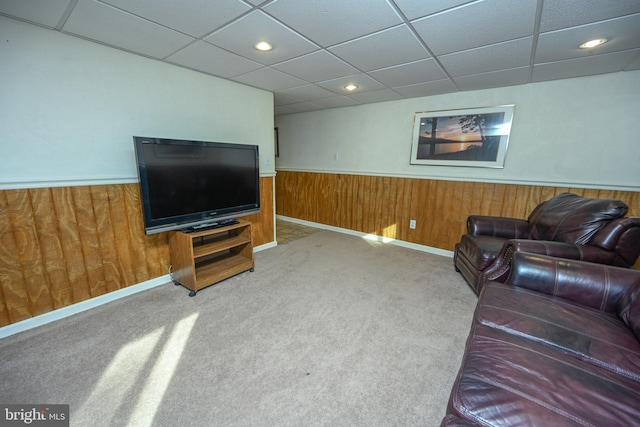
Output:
[244, 176, 274, 247]
[89, 185, 122, 294]
[276, 171, 640, 262]
[0, 191, 31, 324]
[71, 186, 106, 298]
[29, 188, 66, 310]
[106, 185, 137, 288]
[5, 189, 52, 318]
[52, 186, 91, 304]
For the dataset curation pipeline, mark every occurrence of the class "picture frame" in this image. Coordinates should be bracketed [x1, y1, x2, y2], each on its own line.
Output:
[274, 127, 280, 158]
[410, 105, 514, 168]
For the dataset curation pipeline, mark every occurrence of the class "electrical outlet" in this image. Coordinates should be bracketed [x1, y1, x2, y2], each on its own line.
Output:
[409, 219, 416, 229]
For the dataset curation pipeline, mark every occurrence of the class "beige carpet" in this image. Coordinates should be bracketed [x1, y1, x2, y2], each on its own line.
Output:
[0, 230, 477, 426]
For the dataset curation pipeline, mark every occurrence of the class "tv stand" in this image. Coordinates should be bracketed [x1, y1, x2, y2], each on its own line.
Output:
[169, 220, 253, 296]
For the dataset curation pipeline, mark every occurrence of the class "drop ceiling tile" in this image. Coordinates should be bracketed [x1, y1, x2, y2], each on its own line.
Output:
[205, 11, 319, 66]
[274, 105, 295, 115]
[264, 0, 402, 47]
[0, 0, 72, 28]
[231, 67, 308, 91]
[393, 0, 475, 20]
[276, 101, 327, 114]
[412, 0, 537, 55]
[393, 79, 458, 98]
[62, 0, 194, 59]
[439, 37, 533, 77]
[369, 58, 447, 87]
[272, 50, 358, 83]
[277, 84, 338, 101]
[312, 96, 361, 108]
[536, 14, 640, 63]
[329, 25, 430, 71]
[532, 49, 640, 82]
[453, 67, 530, 91]
[101, 0, 251, 38]
[167, 41, 262, 78]
[539, 0, 640, 32]
[274, 92, 303, 106]
[348, 88, 405, 103]
[316, 73, 386, 95]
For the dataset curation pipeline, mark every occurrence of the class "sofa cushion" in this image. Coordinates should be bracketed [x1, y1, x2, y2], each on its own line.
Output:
[619, 284, 640, 341]
[527, 192, 628, 245]
[478, 282, 640, 382]
[448, 323, 640, 426]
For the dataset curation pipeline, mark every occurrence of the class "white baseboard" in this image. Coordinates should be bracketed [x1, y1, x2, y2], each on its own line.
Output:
[254, 241, 278, 252]
[0, 274, 171, 340]
[276, 215, 454, 258]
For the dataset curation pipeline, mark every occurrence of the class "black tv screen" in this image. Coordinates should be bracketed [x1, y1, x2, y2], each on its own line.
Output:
[133, 136, 260, 234]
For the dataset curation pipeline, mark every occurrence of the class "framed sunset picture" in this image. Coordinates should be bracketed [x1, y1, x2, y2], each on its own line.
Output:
[410, 105, 514, 168]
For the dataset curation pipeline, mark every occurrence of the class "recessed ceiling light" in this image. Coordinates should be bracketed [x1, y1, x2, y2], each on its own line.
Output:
[255, 41, 272, 51]
[344, 84, 358, 91]
[579, 38, 607, 49]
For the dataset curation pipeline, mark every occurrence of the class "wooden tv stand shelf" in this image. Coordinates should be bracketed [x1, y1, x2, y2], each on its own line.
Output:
[169, 220, 253, 296]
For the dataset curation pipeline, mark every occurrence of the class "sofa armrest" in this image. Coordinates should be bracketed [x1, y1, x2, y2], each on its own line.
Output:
[590, 217, 640, 267]
[503, 252, 640, 313]
[467, 215, 529, 238]
[483, 239, 623, 283]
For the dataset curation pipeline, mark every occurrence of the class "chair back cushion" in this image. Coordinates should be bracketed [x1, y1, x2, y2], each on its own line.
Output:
[528, 193, 628, 244]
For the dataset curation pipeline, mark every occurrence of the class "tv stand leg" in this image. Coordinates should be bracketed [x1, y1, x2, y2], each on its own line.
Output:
[188, 290, 197, 297]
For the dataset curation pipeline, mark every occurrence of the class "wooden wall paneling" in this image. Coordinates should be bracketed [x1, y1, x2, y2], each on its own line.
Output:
[29, 188, 68, 311]
[244, 176, 275, 247]
[275, 171, 290, 217]
[275, 172, 640, 256]
[6, 189, 53, 318]
[381, 176, 399, 239]
[71, 186, 107, 298]
[316, 172, 331, 226]
[446, 180, 468, 249]
[391, 176, 412, 240]
[90, 185, 123, 294]
[51, 187, 91, 304]
[334, 174, 348, 228]
[106, 185, 137, 290]
[407, 178, 428, 245]
[123, 184, 151, 284]
[359, 175, 373, 234]
[0, 191, 32, 324]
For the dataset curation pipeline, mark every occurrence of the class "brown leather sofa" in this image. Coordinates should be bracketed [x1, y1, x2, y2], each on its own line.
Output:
[442, 252, 640, 426]
[454, 192, 640, 294]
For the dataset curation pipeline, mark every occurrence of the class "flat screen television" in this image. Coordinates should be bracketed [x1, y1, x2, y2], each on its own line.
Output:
[133, 136, 260, 234]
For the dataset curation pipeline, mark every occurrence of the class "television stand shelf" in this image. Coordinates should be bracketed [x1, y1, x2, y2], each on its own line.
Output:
[169, 220, 253, 296]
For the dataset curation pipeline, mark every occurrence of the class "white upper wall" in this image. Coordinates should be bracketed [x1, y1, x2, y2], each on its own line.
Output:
[0, 16, 274, 189]
[276, 70, 640, 191]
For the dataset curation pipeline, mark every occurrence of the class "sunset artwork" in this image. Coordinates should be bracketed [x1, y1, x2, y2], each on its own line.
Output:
[410, 106, 514, 168]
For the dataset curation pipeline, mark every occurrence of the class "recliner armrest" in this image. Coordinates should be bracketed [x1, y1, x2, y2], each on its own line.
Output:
[483, 239, 623, 283]
[467, 215, 529, 238]
[502, 252, 640, 313]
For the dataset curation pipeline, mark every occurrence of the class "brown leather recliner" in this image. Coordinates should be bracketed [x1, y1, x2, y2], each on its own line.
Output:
[454, 192, 640, 294]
